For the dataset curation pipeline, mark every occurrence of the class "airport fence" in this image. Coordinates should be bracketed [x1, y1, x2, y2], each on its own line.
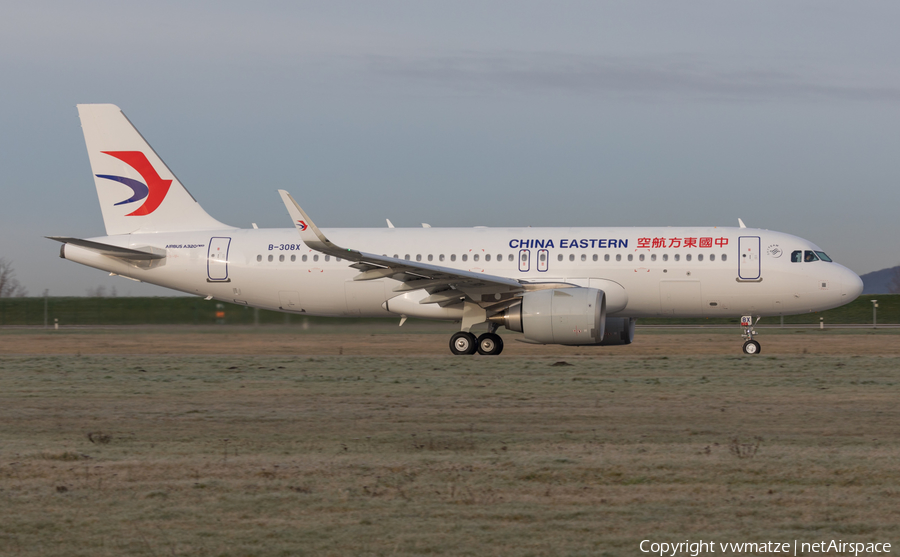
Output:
[0, 294, 896, 327]
[638, 293, 899, 326]
[0, 297, 296, 327]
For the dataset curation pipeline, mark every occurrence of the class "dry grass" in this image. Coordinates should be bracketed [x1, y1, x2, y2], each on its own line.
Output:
[1, 330, 899, 555]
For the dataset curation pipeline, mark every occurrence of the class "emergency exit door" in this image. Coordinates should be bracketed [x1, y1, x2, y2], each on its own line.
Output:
[537, 249, 549, 272]
[738, 236, 760, 280]
[208, 237, 231, 282]
[518, 249, 530, 272]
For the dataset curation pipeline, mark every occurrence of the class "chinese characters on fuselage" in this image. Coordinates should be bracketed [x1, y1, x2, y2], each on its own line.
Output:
[508, 237, 729, 249]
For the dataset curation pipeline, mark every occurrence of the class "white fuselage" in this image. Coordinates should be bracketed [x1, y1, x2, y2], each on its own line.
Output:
[62, 225, 863, 320]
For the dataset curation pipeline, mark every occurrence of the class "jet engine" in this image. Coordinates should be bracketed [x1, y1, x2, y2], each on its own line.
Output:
[495, 287, 606, 345]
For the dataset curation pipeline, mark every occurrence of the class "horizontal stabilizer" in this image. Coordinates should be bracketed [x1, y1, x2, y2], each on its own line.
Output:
[47, 237, 165, 260]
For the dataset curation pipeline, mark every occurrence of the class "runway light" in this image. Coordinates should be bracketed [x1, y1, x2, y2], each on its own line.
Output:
[871, 300, 878, 329]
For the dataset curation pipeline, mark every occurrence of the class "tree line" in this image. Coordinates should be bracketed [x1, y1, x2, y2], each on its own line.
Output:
[0, 258, 26, 298]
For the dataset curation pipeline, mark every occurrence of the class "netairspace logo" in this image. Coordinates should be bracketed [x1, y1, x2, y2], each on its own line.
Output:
[640, 539, 891, 556]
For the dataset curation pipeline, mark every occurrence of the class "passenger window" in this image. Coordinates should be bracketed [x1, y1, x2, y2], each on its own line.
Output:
[651, 254, 656, 261]
[639, 254, 645, 262]
[428, 254, 433, 262]
[485, 254, 491, 262]
[698, 254, 703, 261]
[416, 254, 422, 262]
[451, 254, 456, 262]
[558, 254, 564, 262]
[404, 254, 410, 261]
[804, 250, 819, 262]
[290, 255, 295, 262]
[508, 254, 514, 262]
[721, 254, 727, 262]
[593, 254, 598, 262]
[268, 255, 273, 262]
[569, 254, 575, 262]
[393, 254, 399, 259]
[674, 254, 680, 261]
[710, 254, 715, 261]
[473, 254, 479, 262]
[581, 254, 586, 261]
[256, 255, 262, 262]
[627, 254, 633, 262]
[791, 250, 802, 263]
[815, 251, 833, 262]
[616, 254, 621, 262]
[439, 254, 445, 261]
[302, 255, 308, 262]
[279, 255, 285, 262]
[325, 255, 330, 262]
[604, 254, 610, 262]
[336, 258, 341, 262]
[662, 254, 668, 262]
[313, 255, 319, 262]
[686, 254, 691, 262]
[462, 254, 468, 262]
[497, 254, 502, 261]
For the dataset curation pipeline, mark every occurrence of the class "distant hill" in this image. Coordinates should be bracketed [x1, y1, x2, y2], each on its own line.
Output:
[861, 266, 900, 294]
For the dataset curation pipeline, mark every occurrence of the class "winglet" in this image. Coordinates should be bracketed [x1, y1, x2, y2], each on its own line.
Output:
[738, 218, 747, 229]
[278, 190, 361, 260]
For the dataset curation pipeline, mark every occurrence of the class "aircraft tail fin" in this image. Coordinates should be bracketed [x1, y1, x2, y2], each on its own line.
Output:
[77, 104, 233, 235]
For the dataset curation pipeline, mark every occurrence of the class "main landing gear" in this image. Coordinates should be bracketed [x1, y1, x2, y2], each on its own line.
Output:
[741, 315, 761, 355]
[449, 328, 505, 356]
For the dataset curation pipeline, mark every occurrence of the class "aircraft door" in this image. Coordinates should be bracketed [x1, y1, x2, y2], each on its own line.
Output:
[207, 237, 231, 282]
[738, 236, 761, 280]
[518, 249, 530, 272]
[537, 249, 549, 272]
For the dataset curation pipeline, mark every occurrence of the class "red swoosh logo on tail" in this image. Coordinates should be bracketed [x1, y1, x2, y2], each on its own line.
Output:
[101, 151, 172, 216]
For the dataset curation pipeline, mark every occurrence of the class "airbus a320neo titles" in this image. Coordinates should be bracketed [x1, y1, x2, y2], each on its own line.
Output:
[50, 104, 863, 355]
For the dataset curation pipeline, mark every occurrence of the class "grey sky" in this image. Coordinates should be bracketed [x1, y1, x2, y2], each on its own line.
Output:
[1, 1, 898, 296]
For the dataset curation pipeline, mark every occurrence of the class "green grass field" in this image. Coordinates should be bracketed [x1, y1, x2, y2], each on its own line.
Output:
[2, 335, 899, 555]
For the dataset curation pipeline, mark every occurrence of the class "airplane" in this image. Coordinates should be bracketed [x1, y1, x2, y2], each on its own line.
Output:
[50, 104, 864, 356]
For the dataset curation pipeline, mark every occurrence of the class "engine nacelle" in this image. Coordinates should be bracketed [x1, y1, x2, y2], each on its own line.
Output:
[598, 317, 636, 345]
[500, 287, 606, 345]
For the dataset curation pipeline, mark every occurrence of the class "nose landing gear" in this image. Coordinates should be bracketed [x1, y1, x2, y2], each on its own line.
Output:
[741, 315, 761, 354]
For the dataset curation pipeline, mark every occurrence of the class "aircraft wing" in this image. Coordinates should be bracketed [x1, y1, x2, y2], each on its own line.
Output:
[279, 191, 566, 308]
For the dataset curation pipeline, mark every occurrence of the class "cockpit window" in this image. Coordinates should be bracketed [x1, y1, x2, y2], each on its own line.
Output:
[804, 250, 819, 262]
[815, 251, 833, 262]
[791, 250, 802, 263]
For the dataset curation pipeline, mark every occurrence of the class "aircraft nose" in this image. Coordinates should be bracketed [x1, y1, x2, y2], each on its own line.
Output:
[841, 267, 864, 301]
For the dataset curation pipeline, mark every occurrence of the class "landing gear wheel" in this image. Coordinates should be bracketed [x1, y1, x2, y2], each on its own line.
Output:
[742, 340, 761, 355]
[476, 333, 504, 356]
[450, 332, 478, 355]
